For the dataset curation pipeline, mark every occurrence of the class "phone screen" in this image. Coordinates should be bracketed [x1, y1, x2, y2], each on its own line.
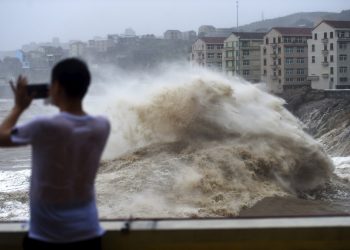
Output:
[26, 84, 49, 99]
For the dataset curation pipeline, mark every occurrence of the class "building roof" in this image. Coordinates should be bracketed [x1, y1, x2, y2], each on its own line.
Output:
[316, 20, 350, 29]
[272, 27, 312, 36]
[232, 32, 265, 40]
[199, 37, 226, 43]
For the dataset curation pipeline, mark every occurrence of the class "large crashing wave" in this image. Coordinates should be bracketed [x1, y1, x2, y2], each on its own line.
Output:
[89, 65, 334, 218]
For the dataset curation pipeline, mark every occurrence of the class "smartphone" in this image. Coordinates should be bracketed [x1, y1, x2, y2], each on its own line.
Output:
[26, 84, 49, 99]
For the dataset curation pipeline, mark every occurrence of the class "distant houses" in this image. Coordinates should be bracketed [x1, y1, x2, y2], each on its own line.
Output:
[164, 30, 197, 41]
[223, 32, 264, 83]
[261, 27, 312, 93]
[191, 37, 225, 70]
[308, 20, 350, 90]
[191, 20, 350, 93]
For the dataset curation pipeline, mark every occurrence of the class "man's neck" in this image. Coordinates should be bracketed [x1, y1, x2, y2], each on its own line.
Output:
[58, 100, 86, 116]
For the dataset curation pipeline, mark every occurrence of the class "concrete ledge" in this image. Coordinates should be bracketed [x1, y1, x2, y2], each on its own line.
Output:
[0, 216, 350, 250]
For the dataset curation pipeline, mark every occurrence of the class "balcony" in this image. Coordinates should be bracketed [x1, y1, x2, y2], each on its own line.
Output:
[322, 73, 329, 79]
[338, 36, 350, 41]
[322, 50, 329, 56]
[270, 53, 277, 59]
[322, 38, 329, 43]
[307, 75, 320, 81]
[270, 64, 278, 70]
[283, 40, 306, 45]
[322, 61, 329, 67]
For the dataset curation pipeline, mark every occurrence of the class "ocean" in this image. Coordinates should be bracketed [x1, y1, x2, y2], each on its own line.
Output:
[0, 65, 349, 220]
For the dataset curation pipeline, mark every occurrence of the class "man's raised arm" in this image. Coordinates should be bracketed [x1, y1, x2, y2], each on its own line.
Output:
[0, 76, 32, 147]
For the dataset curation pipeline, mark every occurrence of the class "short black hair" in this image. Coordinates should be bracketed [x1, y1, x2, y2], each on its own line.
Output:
[51, 58, 91, 99]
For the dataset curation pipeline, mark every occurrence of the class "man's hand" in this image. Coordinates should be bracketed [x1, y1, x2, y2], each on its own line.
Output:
[9, 75, 32, 112]
[0, 75, 32, 147]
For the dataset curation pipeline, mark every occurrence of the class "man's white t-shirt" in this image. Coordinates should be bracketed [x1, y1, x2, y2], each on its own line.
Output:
[11, 112, 110, 243]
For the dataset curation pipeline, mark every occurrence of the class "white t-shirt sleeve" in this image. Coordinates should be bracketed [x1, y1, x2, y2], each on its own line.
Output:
[11, 119, 41, 145]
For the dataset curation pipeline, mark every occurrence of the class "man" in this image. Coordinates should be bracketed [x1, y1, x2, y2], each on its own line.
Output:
[0, 58, 110, 249]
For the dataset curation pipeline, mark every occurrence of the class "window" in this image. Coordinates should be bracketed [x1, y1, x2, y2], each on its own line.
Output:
[286, 69, 293, 75]
[278, 37, 281, 43]
[284, 37, 292, 43]
[263, 59, 267, 66]
[340, 67, 348, 73]
[278, 70, 281, 76]
[263, 70, 267, 75]
[314, 33, 317, 40]
[241, 41, 249, 47]
[324, 32, 327, 39]
[243, 70, 250, 76]
[278, 47, 281, 54]
[286, 77, 293, 82]
[297, 69, 305, 75]
[324, 56, 328, 62]
[243, 50, 249, 56]
[339, 31, 345, 38]
[216, 44, 223, 49]
[285, 47, 293, 53]
[312, 44, 315, 52]
[263, 47, 266, 55]
[330, 32, 334, 38]
[265, 38, 269, 44]
[330, 67, 334, 75]
[323, 44, 327, 51]
[273, 37, 276, 44]
[217, 53, 222, 59]
[312, 56, 315, 63]
[297, 77, 305, 82]
[207, 44, 214, 50]
[226, 60, 233, 67]
[296, 58, 304, 64]
[296, 47, 304, 53]
[286, 58, 293, 64]
[330, 55, 334, 63]
[330, 43, 333, 51]
[340, 54, 347, 61]
[278, 58, 281, 65]
[243, 60, 250, 66]
[339, 43, 347, 50]
[340, 77, 348, 82]
[207, 53, 214, 58]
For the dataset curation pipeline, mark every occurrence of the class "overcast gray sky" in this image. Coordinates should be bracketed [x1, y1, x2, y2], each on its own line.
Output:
[0, 0, 349, 50]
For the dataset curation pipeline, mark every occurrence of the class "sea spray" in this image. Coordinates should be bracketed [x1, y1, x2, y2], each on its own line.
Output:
[87, 65, 335, 218]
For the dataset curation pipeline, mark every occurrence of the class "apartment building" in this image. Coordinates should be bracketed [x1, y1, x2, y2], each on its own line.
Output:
[164, 30, 182, 40]
[69, 41, 87, 57]
[261, 27, 312, 93]
[88, 37, 112, 53]
[223, 32, 264, 83]
[191, 37, 225, 70]
[308, 20, 350, 89]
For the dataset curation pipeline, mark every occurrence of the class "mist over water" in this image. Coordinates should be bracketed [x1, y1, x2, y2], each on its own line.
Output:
[86, 64, 339, 218]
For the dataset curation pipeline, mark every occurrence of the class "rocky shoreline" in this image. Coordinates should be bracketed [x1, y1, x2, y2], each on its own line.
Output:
[278, 89, 350, 157]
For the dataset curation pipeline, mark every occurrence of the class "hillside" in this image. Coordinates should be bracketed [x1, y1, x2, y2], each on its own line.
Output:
[237, 9, 350, 32]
